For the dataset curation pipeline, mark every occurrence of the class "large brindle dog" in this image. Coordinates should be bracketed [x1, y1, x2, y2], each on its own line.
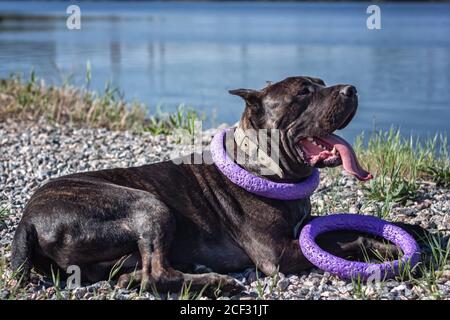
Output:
[12, 76, 423, 294]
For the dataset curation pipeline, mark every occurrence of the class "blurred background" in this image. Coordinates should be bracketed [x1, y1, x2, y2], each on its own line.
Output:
[0, 1, 449, 141]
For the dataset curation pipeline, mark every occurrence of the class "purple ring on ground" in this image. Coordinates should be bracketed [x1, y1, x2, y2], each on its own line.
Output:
[210, 128, 320, 200]
[299, 214, 421, 280]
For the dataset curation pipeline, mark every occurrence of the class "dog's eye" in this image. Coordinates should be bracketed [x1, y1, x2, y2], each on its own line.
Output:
[297, 87, 312, 96]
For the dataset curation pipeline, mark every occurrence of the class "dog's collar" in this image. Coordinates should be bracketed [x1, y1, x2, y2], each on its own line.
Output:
[210, 128, 320, 200]
[233, 126, 284, 178]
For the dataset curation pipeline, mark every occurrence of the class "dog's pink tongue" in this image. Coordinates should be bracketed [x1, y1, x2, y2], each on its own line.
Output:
[320, 134, 373, 181]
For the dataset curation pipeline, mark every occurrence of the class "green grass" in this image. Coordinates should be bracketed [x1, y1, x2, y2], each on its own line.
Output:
[50, 267, 65, 300]
[143, 104, 203, 137]
[250, 267, 282, 300]
[253, 268, 266, 299]
[0, 243, 28, 300]
[355, 128, 450, 206]
[354, 233, 450, 299]
[314, 129, 449, 219]
[108, 254, 132, 282]
[415, 233, 450, 299]
[351, 275, 368, 299]
[178, 281, 208, 300]
[0, 205, 9, 223]
[0, 72, 201, 136]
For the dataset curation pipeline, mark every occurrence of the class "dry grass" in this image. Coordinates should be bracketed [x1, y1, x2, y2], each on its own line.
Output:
[0, 72, 150, 131]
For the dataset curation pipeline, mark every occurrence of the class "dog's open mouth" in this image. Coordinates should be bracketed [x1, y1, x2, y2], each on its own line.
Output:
[297, 134, 373, 181]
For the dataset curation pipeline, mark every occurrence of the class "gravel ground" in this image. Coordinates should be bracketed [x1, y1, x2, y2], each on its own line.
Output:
[0, 119, 449, 300]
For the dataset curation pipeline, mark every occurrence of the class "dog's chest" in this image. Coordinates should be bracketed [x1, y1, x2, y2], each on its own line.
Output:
[283, 199, 311, 238]
[292, 200, 311, 238]
[249, 197, 311, 238]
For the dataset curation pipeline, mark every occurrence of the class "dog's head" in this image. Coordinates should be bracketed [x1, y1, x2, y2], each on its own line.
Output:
[230, 76, 372, 181]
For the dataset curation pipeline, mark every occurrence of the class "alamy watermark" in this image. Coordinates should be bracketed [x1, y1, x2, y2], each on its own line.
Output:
[65, 5, 380, 31]
[66, 265, 81, 289]
[66, 5, 81, 30]
[169, 121, 281, 177]
[367, 5, 382, 30]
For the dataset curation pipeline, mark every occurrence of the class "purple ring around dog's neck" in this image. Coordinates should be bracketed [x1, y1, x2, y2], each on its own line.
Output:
[210, 128, 320, 200]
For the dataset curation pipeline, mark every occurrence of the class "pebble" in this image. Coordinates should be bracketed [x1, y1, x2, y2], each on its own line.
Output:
[0, 289, 10, 299]
[277, 278, 290, 291]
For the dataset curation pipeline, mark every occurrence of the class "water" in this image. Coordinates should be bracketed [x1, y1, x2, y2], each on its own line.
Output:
[0, 1, 449, 141]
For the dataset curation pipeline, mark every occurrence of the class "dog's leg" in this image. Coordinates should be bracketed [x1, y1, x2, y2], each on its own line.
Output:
[271, 231, 401, 275]
[275, 231, 362, 275]
[131, 197, 182, 291]
[118, 267, 243, 296]
[117, 270, 145, 289]
[141, 245, 243, 295]
[129, 198, 243, 295]
[116, 245, 243, 295]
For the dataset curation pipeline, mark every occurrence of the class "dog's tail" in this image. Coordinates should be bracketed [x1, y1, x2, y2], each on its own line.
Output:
[11, 220, 37, 282]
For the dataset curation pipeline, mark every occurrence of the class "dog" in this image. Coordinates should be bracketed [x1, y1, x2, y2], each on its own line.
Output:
[11, 76, 423, 294]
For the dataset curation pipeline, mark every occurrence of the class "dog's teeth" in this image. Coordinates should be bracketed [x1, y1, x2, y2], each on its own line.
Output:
[307, 137, 314, 142]
[331, 146, 337, 154]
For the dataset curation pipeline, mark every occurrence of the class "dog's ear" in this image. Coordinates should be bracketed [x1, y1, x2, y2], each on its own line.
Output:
[307, 77, 326, 86]
[228, 88, 261, 108]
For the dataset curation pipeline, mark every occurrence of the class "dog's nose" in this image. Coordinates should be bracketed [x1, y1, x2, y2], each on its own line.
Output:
[339, 85, 357, 98]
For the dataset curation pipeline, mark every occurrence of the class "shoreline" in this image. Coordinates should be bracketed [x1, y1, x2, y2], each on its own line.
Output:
[0, 119, 449, 300]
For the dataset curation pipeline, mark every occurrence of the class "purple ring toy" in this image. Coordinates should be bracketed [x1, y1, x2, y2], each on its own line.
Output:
[299, 214, 421, 280]
[210, 128, 320, 200]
